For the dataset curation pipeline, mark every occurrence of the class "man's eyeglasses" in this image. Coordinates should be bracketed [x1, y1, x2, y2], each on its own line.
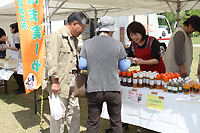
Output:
[78, 23, 85, 30]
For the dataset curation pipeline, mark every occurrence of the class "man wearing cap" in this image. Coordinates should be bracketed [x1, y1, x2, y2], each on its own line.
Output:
[79, 16, 132, 133]
[164, 15, 200, 77]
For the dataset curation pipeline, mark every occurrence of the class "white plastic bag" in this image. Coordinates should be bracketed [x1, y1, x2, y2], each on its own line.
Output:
[48, 93, 63, 120]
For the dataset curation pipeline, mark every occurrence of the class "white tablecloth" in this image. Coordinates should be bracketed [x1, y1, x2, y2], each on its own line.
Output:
[101, 86, 200, 133]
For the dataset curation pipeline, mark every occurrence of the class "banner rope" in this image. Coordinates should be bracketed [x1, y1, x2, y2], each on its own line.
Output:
[39, 89, 44, 132]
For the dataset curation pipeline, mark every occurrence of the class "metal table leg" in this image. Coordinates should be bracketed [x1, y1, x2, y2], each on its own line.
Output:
[4, 80, 7, 94]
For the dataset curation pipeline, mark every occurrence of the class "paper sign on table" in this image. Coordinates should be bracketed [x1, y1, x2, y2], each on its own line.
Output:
[127, 90, 142, 103]
[176, 95, 200, 102]
[146, 94, 165, 111]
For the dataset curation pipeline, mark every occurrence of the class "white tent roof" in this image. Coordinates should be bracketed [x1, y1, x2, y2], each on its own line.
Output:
[49, 0, 200, 20]
[0, 0, 200, 22]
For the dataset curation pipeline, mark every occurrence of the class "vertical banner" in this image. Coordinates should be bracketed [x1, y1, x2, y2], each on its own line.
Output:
[15, 0, 45, 94]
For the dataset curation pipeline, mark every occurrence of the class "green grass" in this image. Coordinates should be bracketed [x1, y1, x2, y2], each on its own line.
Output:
[190, 47, 199, 80]
[191, 37, 200, 44]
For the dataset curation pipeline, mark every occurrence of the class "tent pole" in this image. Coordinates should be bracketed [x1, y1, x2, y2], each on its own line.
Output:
[90, 5, 97, 36]
[49, 0, 68, 19]
[176, 0, 180, 27]
[94, 10, 97, 36]
[44, 0, 50, 35]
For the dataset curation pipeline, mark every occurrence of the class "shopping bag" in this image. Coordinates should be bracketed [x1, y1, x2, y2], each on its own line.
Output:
[74, 73, 87, 98]
[48, 93, 63, 120]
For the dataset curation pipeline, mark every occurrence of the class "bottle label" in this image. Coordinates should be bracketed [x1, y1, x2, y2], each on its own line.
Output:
[119, 77, 121, 82]
[146, 79, 149, 84]
[183, 89, 189, 92]
[127, 78, 132, 83]
[143, 78, 146, 84]
[162, 81, 164, 86]
[194, 88, 199, 92]
[150, 80, 154, 86]
[123, 77, 126, 82]
[163, 82, 167, 88]
[172, 87, 178, 91]
[133, 79, 137, 84]
[179, 86, 182, 91]
[139, 79, 143, 84]
[157, 80, 161, 85]
[167, 86, 171, 90]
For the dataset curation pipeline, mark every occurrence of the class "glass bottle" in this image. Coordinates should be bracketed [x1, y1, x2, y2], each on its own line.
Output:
[194, 79, 200, 94]
[146, 73, 150, 88]
[172, 78, 178, 94]
[137, 72, 140, 87]
[132, 73, 137, 88]
[143, 71, 146, 87]
[183, 81, 190, 94]
[138, 73, 143, 88]
[119, 71, 122, 85]
[178, 77, 183, 93]
[154, 72, 157, 88]
[167, 79, 172, 93]
[163, 75, 169, 92]
[149, 74, 155, 89]
[189, 79, 194, 93]
[156, 74, 162, 89]
[127, 71, 132, 87]
[122, 72, 127, 86]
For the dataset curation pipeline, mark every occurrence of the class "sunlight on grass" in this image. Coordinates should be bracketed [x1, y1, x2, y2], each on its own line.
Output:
[191, 37, 200, 44]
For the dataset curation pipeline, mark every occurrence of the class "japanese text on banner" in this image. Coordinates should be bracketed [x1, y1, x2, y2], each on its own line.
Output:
[15, 0, 45, 94]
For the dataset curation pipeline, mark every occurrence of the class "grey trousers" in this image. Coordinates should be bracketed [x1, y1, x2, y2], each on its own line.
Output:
[86, 91, 122, 133]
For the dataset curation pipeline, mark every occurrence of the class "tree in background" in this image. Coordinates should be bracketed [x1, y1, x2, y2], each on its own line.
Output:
[158, 9, 200, 37]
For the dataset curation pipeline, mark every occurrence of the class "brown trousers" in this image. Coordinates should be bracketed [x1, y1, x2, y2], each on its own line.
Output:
[86, 91, 122, 133]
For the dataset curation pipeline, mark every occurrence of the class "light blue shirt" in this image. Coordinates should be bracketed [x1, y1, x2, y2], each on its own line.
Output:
[79, 56, 131, 72]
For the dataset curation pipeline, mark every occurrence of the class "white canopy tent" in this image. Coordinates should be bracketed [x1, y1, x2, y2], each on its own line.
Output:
[0, 0, 200, 35]
[1, 0, 200, 21]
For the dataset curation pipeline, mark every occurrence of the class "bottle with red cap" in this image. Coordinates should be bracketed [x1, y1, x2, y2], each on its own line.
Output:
[132, 73, 138, 88]
[122, 71, 127, 86]
[156, 74, 162, 89]
[119, 71, 122, 85]
[162, 74, 169, 92]
[127, 71, 132, 87]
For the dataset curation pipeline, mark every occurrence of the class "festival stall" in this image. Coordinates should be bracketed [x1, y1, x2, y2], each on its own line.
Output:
[0, 1, 200, 132]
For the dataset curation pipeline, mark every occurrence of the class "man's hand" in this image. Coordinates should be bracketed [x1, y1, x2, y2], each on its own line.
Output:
[180, 65, 187, 77]
[51, 83, 60, 94]
[51, 78, 60, 94]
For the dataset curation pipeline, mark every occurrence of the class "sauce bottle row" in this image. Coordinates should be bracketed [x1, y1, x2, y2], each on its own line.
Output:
[119, 70, 200, 94]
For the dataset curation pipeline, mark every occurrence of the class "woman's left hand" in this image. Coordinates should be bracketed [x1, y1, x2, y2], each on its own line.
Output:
[135, 58, 145, 65]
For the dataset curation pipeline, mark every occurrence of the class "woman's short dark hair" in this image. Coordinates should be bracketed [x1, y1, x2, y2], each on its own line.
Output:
[126, 21, 146, 41]
[10, 22, 19, 33]
[67, 12, 87, 25]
